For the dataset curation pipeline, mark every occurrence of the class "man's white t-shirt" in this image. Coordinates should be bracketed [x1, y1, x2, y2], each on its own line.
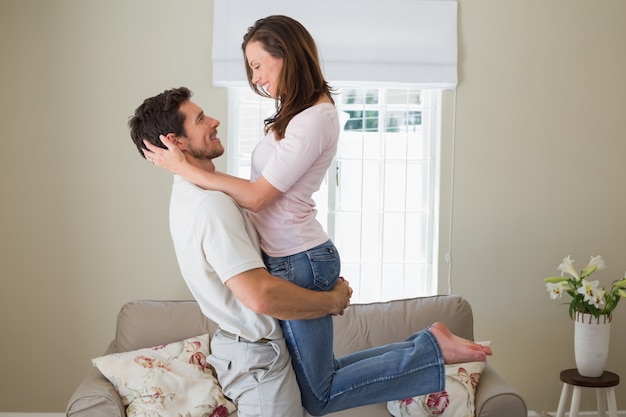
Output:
[169, 175, 283, 342]
[248, 103, 339, 257]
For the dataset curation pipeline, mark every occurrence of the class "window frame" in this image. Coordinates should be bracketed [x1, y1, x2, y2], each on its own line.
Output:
[226, 85, 445, 302]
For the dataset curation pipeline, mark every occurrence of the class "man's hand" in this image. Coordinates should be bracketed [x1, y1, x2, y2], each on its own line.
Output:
[329, 277, 352, 316]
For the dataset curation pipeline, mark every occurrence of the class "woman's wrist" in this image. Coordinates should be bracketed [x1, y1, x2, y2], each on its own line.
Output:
[181, 164, 215, 190]
[176, 161, 193, 177]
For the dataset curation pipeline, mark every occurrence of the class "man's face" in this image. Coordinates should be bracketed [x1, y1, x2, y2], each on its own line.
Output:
[177, 100, 224, 161]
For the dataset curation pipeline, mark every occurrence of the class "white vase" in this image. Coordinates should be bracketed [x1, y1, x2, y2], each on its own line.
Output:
[574, 312, 611, 377]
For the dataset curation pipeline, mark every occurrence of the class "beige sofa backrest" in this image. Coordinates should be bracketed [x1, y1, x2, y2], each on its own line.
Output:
[115, 300, 217, 352]
[331, 295, 474, 357]
[113, 296, 474, 355]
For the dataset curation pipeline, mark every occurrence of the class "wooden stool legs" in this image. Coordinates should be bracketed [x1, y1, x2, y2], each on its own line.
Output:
[606, 386, 618, 417]
[556, 369, 619, 417]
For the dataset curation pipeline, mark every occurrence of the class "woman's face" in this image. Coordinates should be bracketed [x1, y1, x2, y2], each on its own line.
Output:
[245, 40, 283, 97]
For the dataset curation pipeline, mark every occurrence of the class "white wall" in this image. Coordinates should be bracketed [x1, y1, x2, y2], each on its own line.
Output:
[0, 0, 625, 413]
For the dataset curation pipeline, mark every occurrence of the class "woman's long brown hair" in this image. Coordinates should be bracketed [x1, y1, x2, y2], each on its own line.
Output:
[242, 15, 334, 139]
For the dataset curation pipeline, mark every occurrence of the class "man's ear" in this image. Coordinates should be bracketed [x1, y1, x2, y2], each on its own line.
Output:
[164, 133, 187, 150]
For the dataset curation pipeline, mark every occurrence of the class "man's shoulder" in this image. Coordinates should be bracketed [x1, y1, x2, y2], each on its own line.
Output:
[172, 177, 238, 208]
[171, 180, 246, 225]
[170, 179, 254, 241]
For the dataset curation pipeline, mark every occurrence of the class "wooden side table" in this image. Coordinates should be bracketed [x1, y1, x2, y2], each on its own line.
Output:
[556, 368, 619, 417]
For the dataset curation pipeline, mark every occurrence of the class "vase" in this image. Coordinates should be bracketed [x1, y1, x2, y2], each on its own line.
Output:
[574, 311, 611, 377]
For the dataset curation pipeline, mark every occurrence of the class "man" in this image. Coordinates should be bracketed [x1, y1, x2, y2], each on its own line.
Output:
[129, 87, 351, 417]
[130, 87, 491, 417]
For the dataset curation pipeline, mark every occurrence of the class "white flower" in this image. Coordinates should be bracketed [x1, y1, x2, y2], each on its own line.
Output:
[581, 255, 606, 278]
[589, 289, 606, 309]
[546, 282, 567, 299]
[558, 256, 579, 280]
[577, 279, 604, 306]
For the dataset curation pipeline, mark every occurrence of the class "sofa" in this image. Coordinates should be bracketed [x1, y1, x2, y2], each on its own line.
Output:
[66, 295, 526, 417]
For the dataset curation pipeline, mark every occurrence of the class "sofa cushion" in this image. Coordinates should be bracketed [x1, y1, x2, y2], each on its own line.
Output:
[387, 361, 485, 417]
[92, 334, 236, 417]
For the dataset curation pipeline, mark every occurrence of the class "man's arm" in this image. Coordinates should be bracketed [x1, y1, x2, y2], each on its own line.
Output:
[225, 268, 351, 320]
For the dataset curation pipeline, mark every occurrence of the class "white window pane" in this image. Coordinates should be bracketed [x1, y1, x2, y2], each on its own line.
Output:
[359, 264, 383, 304]
[407, 129, 427, 160]
[405, 212, 428, 263]
[360, 211, 381, 261]
[338, 134, 363, 159]
[337, 160, 363, 211]
[382, 212, 405, 264]
[363, 133, 383, 159]
[381, 263, 404, 301]
[406, 162, 428, 212]
[403, 263, 428, 298]
[362, 160, 382, 210]
[333, 212, 362, 262]
[384, 133, 408, 160]
[383, 162, 407, 211]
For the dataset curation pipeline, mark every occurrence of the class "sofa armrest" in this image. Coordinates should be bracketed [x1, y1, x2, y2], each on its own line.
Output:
[66, 341, 125, 417]
[475, 364, 527, 417]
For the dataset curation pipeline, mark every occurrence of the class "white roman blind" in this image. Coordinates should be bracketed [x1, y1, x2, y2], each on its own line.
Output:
[212, 0, 458, 87]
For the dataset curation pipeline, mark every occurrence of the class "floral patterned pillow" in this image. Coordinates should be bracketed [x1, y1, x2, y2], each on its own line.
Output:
[92, 334, 236, 417]
[387, 361, 486, 417]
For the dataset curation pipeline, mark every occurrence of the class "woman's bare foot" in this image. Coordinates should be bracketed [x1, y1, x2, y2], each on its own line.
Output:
[429, 322, 493, 364]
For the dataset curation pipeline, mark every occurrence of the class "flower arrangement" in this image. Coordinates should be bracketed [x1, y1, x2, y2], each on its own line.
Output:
[545, 255, 626, 320]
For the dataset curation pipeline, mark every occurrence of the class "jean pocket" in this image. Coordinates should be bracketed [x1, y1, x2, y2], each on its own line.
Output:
[308, 245, 340, 291]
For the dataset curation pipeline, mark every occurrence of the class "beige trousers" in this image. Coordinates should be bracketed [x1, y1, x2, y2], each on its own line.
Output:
[208, 331, 303, 417]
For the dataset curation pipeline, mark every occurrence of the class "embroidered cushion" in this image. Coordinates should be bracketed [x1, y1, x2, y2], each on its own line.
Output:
[387, 361, 485, 417]
[92, 334, 236, 417]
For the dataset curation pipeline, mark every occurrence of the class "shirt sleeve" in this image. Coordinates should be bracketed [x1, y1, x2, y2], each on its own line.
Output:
[262, 106, 338, 192]
[194, 193, 265, 282]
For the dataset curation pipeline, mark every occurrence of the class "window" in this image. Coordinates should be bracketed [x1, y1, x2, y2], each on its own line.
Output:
[228, 86, 441, 303]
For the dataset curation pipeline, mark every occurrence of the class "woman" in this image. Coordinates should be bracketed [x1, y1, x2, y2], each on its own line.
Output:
[143, 15, 491, 415]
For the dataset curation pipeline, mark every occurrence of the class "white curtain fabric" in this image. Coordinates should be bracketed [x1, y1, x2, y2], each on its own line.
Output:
[212, 0, 458, 88]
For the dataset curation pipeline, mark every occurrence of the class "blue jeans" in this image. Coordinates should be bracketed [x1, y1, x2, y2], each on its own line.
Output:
[262, 240, 445, 416]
